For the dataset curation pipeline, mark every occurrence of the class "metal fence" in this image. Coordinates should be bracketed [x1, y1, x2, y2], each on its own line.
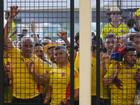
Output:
[95, 0, 140, 105]
[1, 0, 75, 105]
[1, 0, 140, 105]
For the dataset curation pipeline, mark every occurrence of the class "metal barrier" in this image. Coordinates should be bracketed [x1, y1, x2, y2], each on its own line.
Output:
[2, 0, 75, 105]
[1, 0, 140, 105]
[96, 0, 140, 105]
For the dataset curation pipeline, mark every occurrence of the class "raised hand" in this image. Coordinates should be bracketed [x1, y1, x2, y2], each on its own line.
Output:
[9, 6, 19, 19]
[57, 32, 67, 41]
[31, 19, 36, 33]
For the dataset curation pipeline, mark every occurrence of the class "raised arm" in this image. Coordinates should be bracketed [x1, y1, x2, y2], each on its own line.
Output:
[57, 32, 70, 48]
[4, 6, 19, 49]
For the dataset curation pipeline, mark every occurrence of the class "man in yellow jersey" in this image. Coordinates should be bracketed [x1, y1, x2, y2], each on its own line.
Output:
[74, 32, 80, 73]
[4, 56, 13, 103]
[34, 43, 53, 68]
[131, 32, 140, 105]
[46, 46, 79, 105]
[129, 33, 140, 76]
[104, 42, 140, 105]
[57, 31, 78, 61]
[74, 51, 79, 72]
[4, 6, 18, 103]
[5, 37, 50, 105]
[101, 7, 129, 39]
[91, 43, 97, 105]
[100, 33, 117, 105]
[133, 33, 140, 63]
[44, 42, 62, 64]
[74, 32, 96, 72]
[91, 35, 108, 105]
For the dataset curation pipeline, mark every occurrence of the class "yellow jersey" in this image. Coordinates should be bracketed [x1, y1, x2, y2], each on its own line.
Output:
[74, 52, 110, 99]
[100, 54, 112, 99]
[4, 57, 13, 103]
[7, 47, 50, 99]
[74, 52, 79, 72]
[104, 63, 137, 105]
[91, 53, 110, 99]
[91, 54, 96, 96]
[49, 65, 79, 105]
[101, 23, 129, 39]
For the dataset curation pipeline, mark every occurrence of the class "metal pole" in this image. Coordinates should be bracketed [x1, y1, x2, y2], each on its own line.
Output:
[0, 0, 4, 105]
[80, 0, 91, 105]
[70, 0, 75, 105]
[96, 0, 100, 104]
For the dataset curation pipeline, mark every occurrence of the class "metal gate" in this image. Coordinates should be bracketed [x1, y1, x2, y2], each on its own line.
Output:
[1, 0, 75, 105]
[93, 0, 140, 105]
[1, 0, 140, 105]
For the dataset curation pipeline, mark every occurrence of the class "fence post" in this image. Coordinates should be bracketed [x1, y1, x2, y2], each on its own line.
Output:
[70, 0, 75, 105]
[96, 0, 100, 104]
[80, 0, 91, 105]
[0, 0, 4, 105]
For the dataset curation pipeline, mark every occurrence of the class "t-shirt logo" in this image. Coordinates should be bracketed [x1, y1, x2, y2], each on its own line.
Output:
[121, 30, 124, 33]
[61, 72, 65, 77]
[26, 62, 35, 73]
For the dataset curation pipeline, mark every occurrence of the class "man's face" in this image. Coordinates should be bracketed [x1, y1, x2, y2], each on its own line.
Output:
[126, 51, 137, 66]
[34, 46, 44, 59]
[10, 6, 18, 18]
[105, 38, 116, 52]
[134, 36, 140, 53]
[110, 12, 121, 22]
[54, 49, 67, 64]
[135, 17, 140, 30]
[21, 39, 34, 58]
[47, 47, 55, 62]
[34, 34, 39, 42]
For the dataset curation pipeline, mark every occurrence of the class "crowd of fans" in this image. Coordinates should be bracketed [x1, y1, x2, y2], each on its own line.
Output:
[3, 5, 140, 105]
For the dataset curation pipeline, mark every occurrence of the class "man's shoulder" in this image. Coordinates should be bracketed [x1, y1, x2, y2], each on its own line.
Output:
[102, 23, 112, 28]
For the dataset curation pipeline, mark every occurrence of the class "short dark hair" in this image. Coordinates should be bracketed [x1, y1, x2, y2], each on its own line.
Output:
[105, 33, 116, 39]
[55, 46, 66, 51]
[31, 34, 39, 38]
[75, 32, 79, 42]
[125, 41, 136, 52]
[35, 43, 43, 47]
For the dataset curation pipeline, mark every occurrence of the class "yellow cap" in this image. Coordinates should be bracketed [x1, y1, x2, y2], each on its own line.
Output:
[43, 42, 62, 53]
[135, 8, 140, 17]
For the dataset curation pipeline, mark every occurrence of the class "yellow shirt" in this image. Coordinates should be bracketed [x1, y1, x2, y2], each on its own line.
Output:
[91, 53, 110, 99]
[74, 52, 110, 99]
[101, 23, 129, 39]
[137, 58, 140, 66]
[91, 54, 96, 96]
[8, 47, 50, 99]
[49, 65, 79, 105]
[100, 56, 111, 99]
[74, 52, 79, 72]
[4, 57, 13, 103]
[104, 63, 137, 105]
